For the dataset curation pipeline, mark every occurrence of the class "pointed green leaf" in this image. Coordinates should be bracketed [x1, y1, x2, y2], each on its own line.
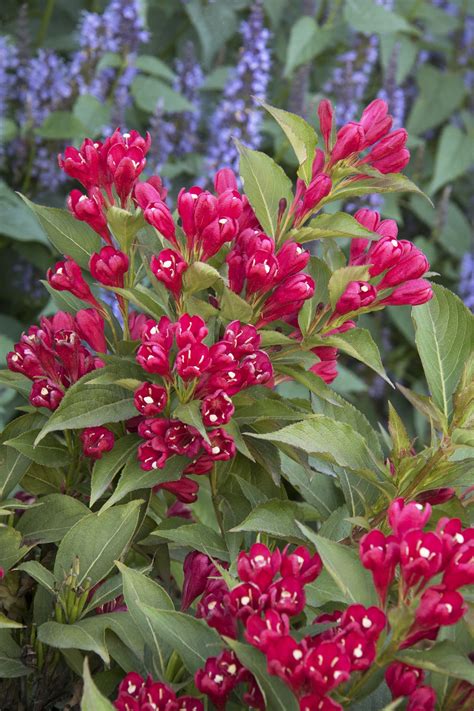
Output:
[261, 102, 317, 184]
[91, 434, 140, 506]
[396, 641, 474, 684]
[293, 212, 378, 242]
[81, 658, 115, 711]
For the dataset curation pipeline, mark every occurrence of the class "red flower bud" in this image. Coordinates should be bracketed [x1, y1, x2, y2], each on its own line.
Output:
[175, 343, 211, 381]
[360, 99, 393, 147]
[276, 241, 310, 280]
[388, 498, 432, 538]
[133, 178, 167, 210]
[378, 246, 429, 288]
[261, 274, 315, 323]
[90, 246, 129, 287]
[371, 148, 410, 174]
[359, 529, 399, 605]
[47, 258, 96, 304]
[380, 278, 433, 306]
[134, 382, 167, 416]
[58, 139, 101, 188]
[245, 250, 279, 295]
[442, 542, 474, 590]
[175, 314, 208, 349]
[415, 585, 466, 628]
[406, 686, 436, 711]
[367, 236, 405, 276]
[310, 357, 338, 384]
[151, 249, 187, 297]
[217, 188, 243, 219]
[416, 488, 455, 506]
[144, 200, 176, 242]
[177, 186, 202, 239]
[386, 662, 424, 698]
[201, 390, 235, 427]
[335, 281, 377, 314]
[300, 174, 333, 216]
[158, 476, 199, 504]
[106, 143, 147, 204]
[303, 641, 351, 694]
[181, 551, 217, 610]
[318, 99, 334, 151]
[400, 531, 444, 590]
[30, 379, 64, 410]
[214, 167, 239, 194]
[81, 426, 114, 459]
[363, 129, 410, 173]
[331, 122, 364, 164]
[75, 309, 107, 353]
[137, 439, 169, 471]
[240, 351, 274, 387]
[67, 188, 110, 242]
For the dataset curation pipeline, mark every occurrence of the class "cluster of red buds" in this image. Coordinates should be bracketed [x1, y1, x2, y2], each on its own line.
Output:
[59, 129, 151, 235]
[113, 672, 202, 711]
[7, 310, 104, 411]
[133, 316, 272, 501]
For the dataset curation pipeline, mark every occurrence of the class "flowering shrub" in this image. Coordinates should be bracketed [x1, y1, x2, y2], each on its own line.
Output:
[0, 91, 472, 711]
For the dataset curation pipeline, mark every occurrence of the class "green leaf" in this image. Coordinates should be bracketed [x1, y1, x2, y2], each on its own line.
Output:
[0, 614, 23, 630]
[4, 429, 69, 467]
[54, 501, 141, 586]
[248, 414, 385, 474]
[388, 402, 411, 458]
[230, 499, 307, 542]
[36, 111, 87, 139]
[38, 618, 110, 663]
[0, 444, 31, 499]
[328, 266, 370, 309]
[109, 284, 167, 319]
[184, 0, 236, 67]
[397, 384, 447, 431]
[117, 563, 173, 674]
[308, 328, 390, 383]
[173, 400, 209, 442]
[91, 434, 140, 506]
[297, 524, 378, 605]
[35, 384, 136, 443]
[333, 172, 429, 204]
[137, 604, 222, 674]
[219, 285, 253, 321]
[261, 102, 317, 184]
[412, 285, 473, 419]
[0, 181, 46, 243]
[81, 657, 115, 711]
[0, 527, 29, 571]
[226, 639, 299, 711]
[0, 652, 30, 678]
[429, 124, 474, 194]
[131, 76, 194, 113]
[407, 66, 465, 136]
[183, 261, 222, 293]
[15, 561, 56, 595]
[107, 207, 144, 251]
[153, 523, 229, 561]
[344, 0, 417, 35]
[18, 494, 90, 544]
[73, 95, 111, 137]
[275, 365, 342, 407]
[294, 212, 378, 242]
[134, 55, 175, 82]
[283, 17, 332, 77]
[0, 370, 31, 398]
[236, 141, 293, 237]
[19, 197, 101, 269]
[396, 641, 474, 684]
[100, 455, 187, 511]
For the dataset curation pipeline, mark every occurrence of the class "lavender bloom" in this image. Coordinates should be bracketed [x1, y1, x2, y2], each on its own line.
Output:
[459, 251, 474, 311]
[22, 50, 72, 128]
[205, 1, 271, 175]
[0, 37, 18, 168]
[147, 42, 203, 174]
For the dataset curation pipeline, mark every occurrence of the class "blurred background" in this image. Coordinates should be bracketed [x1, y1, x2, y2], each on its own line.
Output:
[0, 0, 473, 432]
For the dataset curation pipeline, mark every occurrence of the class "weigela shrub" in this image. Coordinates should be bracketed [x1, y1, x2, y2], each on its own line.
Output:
[0, 97, 472, 711]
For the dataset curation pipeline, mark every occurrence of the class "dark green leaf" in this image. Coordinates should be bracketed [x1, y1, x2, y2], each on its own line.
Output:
[131, 76, 194, 113]
[91, 434, 140, 506]
[396, 641, 474, 684]
[231, 500, 307, 542]
[344, 0, 416, 34]
[82, 658, 115, 711]
[18, 494, 89, 544]
[152, 523, 229, 561]
[36, 111, 87, 139]
[4, 429, 69, 467]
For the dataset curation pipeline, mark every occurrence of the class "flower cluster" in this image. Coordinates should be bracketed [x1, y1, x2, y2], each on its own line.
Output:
[187, 499, 473, 710]
[7, 311, 104, 411]
[114, 672, 202, 711]
[134, 315, 272, 497]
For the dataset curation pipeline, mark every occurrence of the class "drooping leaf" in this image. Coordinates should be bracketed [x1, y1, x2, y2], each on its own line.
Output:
[15, 562, 56, 595]
[236, 141, 293, 237]
[396, 641, 474, 684]
[412, 285, 473, 419]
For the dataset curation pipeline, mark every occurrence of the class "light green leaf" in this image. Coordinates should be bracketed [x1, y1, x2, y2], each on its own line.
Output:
[333, 172, 429, 204]
[0, 182, 46, 243]
[137, 604, 222, 674]
[344, 0, 417, 35]
[307, 328, 390, 383]
[173, 400, 209, 442]
[18, 494, 90, 544]
[108, 284, 167, 319]
[397, 384, 447, 431]
[19, 196, 101, 269]
[0, 527, 30, 571]
[231, 499, 308, 542]
[183, 261, 222, 293]
[283, 17, 333, 77]
[91, 434, 140, 506]
[73, 95, 111, 137]
[0, 614, 23, 630]
[35, 384, 136, 444]
[81, 657, 115, 711]
[36, 111, 87, 139]
[131, 76, 194, 113]
[298, 525, 378, 605]
[429, 124, 474, 194]
[261, 102, 317, 184]
[294, 212, 379, 242]
[236, 141, 293, 237]
[407, 66, 465, 136]
[134, 55, 175, 82]
[54, 501, 141, 586]
[219, 286, 253, 321]
[412, 285, 473, 419]
[396, 641, 474, 684]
